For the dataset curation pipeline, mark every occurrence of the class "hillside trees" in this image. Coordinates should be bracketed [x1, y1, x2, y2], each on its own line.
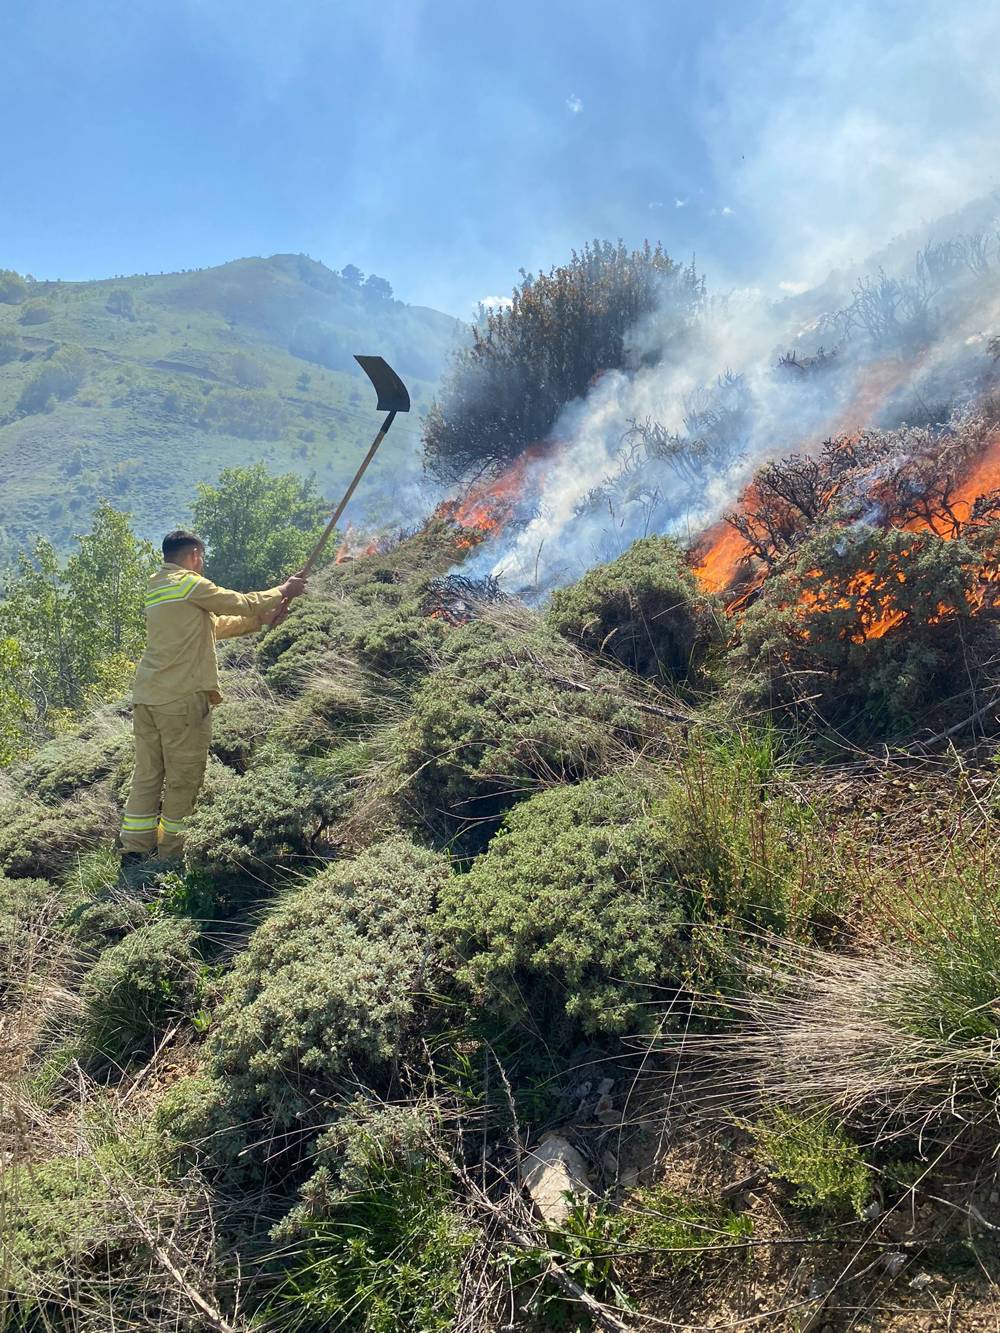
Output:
[0, 502, 156, 715]
[191, 463, 330, 590]
[423, 240, 704, 483]
[16, 345, 87, 414]
[0, 268, 28, 303]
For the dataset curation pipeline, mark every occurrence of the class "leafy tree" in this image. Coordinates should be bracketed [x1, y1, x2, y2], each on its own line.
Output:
[341, 263, 364, 289]
[362, 273, 393, 302]
[62, 502, 158, 694]
[424, 240, 704, 483]
[0, 269, 28, 304]
[0, 637, 31, 763]
[17, 346, 87, 414]
[231, 351, 267, 388]
[192, 463, 330, 590]
[0, 503, 156, 713]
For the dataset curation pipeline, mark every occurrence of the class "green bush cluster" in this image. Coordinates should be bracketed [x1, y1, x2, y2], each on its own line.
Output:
[437, 776, 682, 1039]
[182, 758, 345, 878]
[0, 790, 118, 880]
[0, 875, 57, 997]
[752, 1107, 872, 1218]
[80, 916, 200, 1063]
[10, 721, 132, 802]
[547, 535, 717, 682]
[391, 614, 653, 851]
[614, 1184, 753, 1275]
[268, 1105, 474, 1332]
[0, 1127, 210, 1326]
[194, 838, 450, 1148]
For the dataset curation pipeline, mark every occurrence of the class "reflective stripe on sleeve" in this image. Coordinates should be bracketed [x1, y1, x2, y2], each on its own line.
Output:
[145, 575, 199, 607]
[158, 815, 186, 835]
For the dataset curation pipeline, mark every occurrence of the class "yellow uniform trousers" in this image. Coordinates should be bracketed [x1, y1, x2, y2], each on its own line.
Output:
[121, 691, 213, 857]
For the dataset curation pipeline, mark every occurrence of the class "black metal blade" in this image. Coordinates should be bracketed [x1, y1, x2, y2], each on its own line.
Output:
[354, 355, 410, 413]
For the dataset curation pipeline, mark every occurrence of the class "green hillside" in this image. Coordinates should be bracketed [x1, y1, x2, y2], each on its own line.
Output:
[0, 255, 462, 567]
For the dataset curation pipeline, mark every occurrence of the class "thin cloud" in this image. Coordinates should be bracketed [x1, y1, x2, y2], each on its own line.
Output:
[778, 280, 810, 294]
[674, 198, 688, 209]
[721, 205, 735, 216]
[565, 94, 583, 114]
[479, 295, 513, 309]
[648, 201, 664, 211]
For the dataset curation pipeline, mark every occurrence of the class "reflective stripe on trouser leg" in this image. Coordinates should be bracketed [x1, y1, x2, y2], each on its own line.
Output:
[156, 691, 212, 857]
[121, 705, 166, 853]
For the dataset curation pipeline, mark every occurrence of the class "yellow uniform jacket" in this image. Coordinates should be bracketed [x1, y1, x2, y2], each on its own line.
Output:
[133, 563, 285, 705]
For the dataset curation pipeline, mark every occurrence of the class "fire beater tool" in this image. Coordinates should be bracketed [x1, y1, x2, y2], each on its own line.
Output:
[266, 355, 410, 629]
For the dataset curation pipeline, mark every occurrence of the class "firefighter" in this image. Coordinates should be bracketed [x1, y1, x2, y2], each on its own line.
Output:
[120, 529, 307, 866]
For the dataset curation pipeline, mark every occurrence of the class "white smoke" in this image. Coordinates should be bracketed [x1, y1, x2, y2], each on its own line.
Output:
[469, 231, 1000, 598]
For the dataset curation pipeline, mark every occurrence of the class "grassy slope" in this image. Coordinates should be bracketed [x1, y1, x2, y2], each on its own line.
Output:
[0, 254, 462, 566]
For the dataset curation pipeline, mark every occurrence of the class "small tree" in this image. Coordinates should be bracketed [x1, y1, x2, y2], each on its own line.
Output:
[191, 463, 329, 590]
[423, 240, 703, 483]
[0, 504, 156, 713]
[0, 269, 28, 304]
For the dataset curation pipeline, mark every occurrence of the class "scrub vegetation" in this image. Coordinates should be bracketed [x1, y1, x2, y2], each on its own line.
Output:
[3, 236, 1000, 1331]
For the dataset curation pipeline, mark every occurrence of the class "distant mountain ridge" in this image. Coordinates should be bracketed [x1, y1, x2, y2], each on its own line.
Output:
[0, 254, 464, 568]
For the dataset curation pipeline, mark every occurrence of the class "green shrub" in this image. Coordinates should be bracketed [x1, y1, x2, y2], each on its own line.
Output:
[182, 758, 345, 878]
[80, 917, 200, 1063]
[658, 728, 838, 937]
[258, 592, 444, 693]
[210, 693, 276, 770]
[752, 1107, 872, 1218]
[204, 838, 450, 1140]
[614, 1184, 752, 1275]
[267, 1104, 474, 1332]
[11, 723, 131, 802]
[0, 790, 118, 880]
[0, 875, 59, 998]
[547, 535, 717, 681]
[62, 849, 151, 951]
[18, 298, 53, 324]
[391, 612, 653, 851]
[270, 668, 381, 757]
[436, 776, 682, 1040]
[1, 1126, 213, 1326]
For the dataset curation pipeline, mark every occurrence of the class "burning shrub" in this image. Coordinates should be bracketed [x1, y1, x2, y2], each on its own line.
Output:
[191, 839, 449, 1164]
[436, 776, 683, 1042]
[182, 758, 345, 879]
[731, 524, 1000, 738]
[390, 609, 654, 852]
[547, 535, 718, 681]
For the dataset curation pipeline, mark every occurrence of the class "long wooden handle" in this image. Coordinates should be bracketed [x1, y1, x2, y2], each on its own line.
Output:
[265, 410, 396, 631]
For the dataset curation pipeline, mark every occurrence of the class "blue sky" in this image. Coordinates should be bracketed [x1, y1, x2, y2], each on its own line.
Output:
[2, 0, 998, 317]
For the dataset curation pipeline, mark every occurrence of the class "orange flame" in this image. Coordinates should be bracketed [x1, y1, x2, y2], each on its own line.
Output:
[334, 523, 381, 563]
[433, 442, 551, 549]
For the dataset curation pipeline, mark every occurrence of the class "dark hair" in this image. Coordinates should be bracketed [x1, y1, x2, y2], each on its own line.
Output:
[162, 529, 205, 562]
